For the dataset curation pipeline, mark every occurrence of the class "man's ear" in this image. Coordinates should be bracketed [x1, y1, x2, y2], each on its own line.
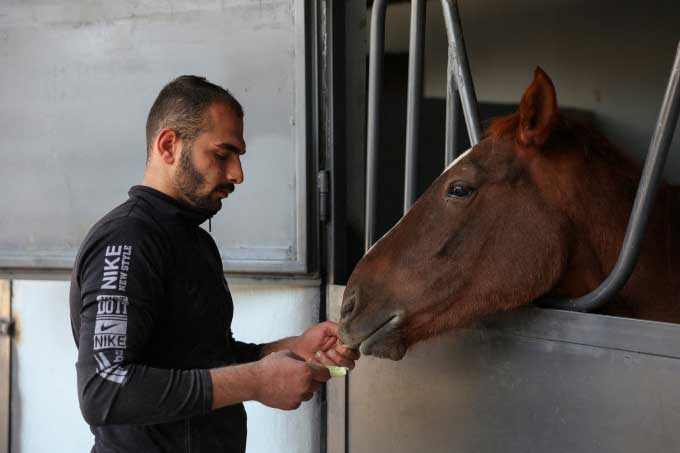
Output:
[517, 67, 558, 147]
[154, 128, 179, 164]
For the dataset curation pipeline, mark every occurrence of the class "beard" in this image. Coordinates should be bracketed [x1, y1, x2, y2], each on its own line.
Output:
[174, 143, 226, 215]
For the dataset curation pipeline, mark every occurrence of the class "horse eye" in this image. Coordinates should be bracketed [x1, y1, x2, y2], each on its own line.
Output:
[447, 183, 475, 199]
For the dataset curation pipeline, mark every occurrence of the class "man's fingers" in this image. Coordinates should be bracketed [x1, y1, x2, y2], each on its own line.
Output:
[307, 355, 324, 367]
[321, 321, 339, 337]
[283, 350, 306, 361]
[309, 381, 321, 393]
[313, 350, 335, 366]
[314, 349, 355, 370]
[306, 360, 331, 382]
[306, 358, 325, 370]
[326, 348, 356, 369]
[321, 336, 337, 351]
[335, 345, 361, 361]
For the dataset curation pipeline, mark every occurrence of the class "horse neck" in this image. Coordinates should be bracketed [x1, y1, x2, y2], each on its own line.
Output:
[574, 164, 680, 321]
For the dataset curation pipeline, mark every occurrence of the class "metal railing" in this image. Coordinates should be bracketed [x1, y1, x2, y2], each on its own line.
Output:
[365, 0, 680, 313]
[440, 0, 481, 150]
[365, 0, 481, 250]
[543, 42, 680, 312]
[403, 0, 426, 212]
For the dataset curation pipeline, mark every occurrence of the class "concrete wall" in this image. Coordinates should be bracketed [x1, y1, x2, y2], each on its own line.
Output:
[10, 279, 321, 453]
[382, 0, 680, 182]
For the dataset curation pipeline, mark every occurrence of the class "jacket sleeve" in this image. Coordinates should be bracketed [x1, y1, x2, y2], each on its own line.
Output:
[231, 337, 263, 364]
[75, 219, 213, 427]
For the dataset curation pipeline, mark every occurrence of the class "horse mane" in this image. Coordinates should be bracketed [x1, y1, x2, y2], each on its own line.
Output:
[485, 112, 643, 187]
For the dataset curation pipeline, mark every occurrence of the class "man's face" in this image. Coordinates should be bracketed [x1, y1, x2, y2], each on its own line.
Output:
[173, 103, 246, 214]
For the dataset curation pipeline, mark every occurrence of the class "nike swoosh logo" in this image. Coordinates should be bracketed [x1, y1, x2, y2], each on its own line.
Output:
[100, 323, 120, 332]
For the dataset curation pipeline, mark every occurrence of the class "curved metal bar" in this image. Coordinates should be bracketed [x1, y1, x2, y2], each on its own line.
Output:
[444, 47, 461, 166]
[365, 0, 389, 251]
[404, 0, 426, 212]
[543, 42, 680, 312]
[440, 0, 481, 146]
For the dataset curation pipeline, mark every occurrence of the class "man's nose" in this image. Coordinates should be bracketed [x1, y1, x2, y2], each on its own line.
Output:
[227, 156, 244, 184]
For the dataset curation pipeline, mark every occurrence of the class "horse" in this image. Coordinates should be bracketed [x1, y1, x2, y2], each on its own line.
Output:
[338, 67, 680, 361]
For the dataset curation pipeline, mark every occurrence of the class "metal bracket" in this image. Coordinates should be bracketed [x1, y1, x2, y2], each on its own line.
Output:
[0, 319, 13, 338]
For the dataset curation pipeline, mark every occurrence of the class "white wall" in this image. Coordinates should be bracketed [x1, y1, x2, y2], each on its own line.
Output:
[10, 280, 93, 453]
[10, 279, 321, 453]
[231, 283, 322, 453]
[382, 0, 680, 182]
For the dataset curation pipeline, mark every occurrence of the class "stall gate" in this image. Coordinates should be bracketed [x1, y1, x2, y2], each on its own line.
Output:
[327, 288, 680, 453]
[327, 1, 680, 452]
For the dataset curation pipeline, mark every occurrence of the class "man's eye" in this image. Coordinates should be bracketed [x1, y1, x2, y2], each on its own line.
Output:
[447, 183, 475, 198]
[215, 153, 228, 161]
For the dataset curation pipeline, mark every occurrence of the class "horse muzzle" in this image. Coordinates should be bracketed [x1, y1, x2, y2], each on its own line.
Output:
[339, 310, 407, 361]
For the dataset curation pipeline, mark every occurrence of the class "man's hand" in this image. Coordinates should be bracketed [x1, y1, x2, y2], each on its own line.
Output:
[252, 350, 330, 410]
[293, 321, 360, 370]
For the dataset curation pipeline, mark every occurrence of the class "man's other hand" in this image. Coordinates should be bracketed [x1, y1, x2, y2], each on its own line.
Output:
[294, 321, 360, 370]
[253, 350, 330, 410]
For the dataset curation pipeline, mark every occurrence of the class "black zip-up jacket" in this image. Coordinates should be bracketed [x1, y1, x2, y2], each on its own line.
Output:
[70, 185, 262, 453]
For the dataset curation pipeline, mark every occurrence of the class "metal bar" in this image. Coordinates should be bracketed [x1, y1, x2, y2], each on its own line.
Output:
[312, 0, 326, 282]
[365, 0, 389, 251]
[404, 0, 426, 212]
[440, 0, 481, 146]
[543, 42, 680, 312]
[325, 285, 347, 453]
[444, 47, 462, 166]
[0, 280, 11, 453]
[318, 170, 330, 224]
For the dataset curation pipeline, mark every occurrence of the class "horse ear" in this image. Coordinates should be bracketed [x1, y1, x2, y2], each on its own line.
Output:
[517, 67, 558, 147]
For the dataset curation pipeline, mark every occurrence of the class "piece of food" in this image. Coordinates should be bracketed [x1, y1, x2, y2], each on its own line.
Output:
[325, 365, 348, 377]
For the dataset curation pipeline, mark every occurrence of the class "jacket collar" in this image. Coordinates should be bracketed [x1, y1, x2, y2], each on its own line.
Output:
[128, 185, 214, 226]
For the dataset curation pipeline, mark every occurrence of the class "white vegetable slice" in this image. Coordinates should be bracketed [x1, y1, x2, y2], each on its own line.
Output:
[325, 365, 348, 377]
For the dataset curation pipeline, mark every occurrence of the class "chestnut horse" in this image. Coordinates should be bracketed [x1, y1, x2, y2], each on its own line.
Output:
[338, 68, 680, 360]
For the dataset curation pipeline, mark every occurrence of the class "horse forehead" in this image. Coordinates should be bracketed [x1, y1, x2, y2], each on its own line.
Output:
[367, 148, 478, 255]
[444, 147, 474, 172]
[444, 140, 519, 177]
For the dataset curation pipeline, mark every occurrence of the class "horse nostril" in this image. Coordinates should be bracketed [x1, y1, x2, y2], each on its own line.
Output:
[340, 296, 357, 320]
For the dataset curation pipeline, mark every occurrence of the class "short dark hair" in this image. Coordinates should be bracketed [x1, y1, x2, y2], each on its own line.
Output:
[145, 75, 244, 160]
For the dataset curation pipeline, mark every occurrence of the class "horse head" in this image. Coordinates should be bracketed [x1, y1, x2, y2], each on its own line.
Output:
[338, 67, 673, 360]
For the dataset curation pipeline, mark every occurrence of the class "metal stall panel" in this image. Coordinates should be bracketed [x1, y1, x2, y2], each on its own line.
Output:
[328, 287, 680, 453]
[0, 0, 309, 274]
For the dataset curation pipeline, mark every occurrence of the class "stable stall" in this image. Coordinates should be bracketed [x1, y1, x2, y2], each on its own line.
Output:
[325, 1, 680, 452]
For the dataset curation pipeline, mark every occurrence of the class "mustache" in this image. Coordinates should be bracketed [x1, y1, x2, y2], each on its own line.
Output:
[215, 183, 235, 193]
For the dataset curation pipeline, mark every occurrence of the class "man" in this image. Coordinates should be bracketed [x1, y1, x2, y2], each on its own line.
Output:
[69, 75, 358, 453]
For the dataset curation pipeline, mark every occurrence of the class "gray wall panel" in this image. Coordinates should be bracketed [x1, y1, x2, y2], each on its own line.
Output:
[0, 0, 308, 273]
